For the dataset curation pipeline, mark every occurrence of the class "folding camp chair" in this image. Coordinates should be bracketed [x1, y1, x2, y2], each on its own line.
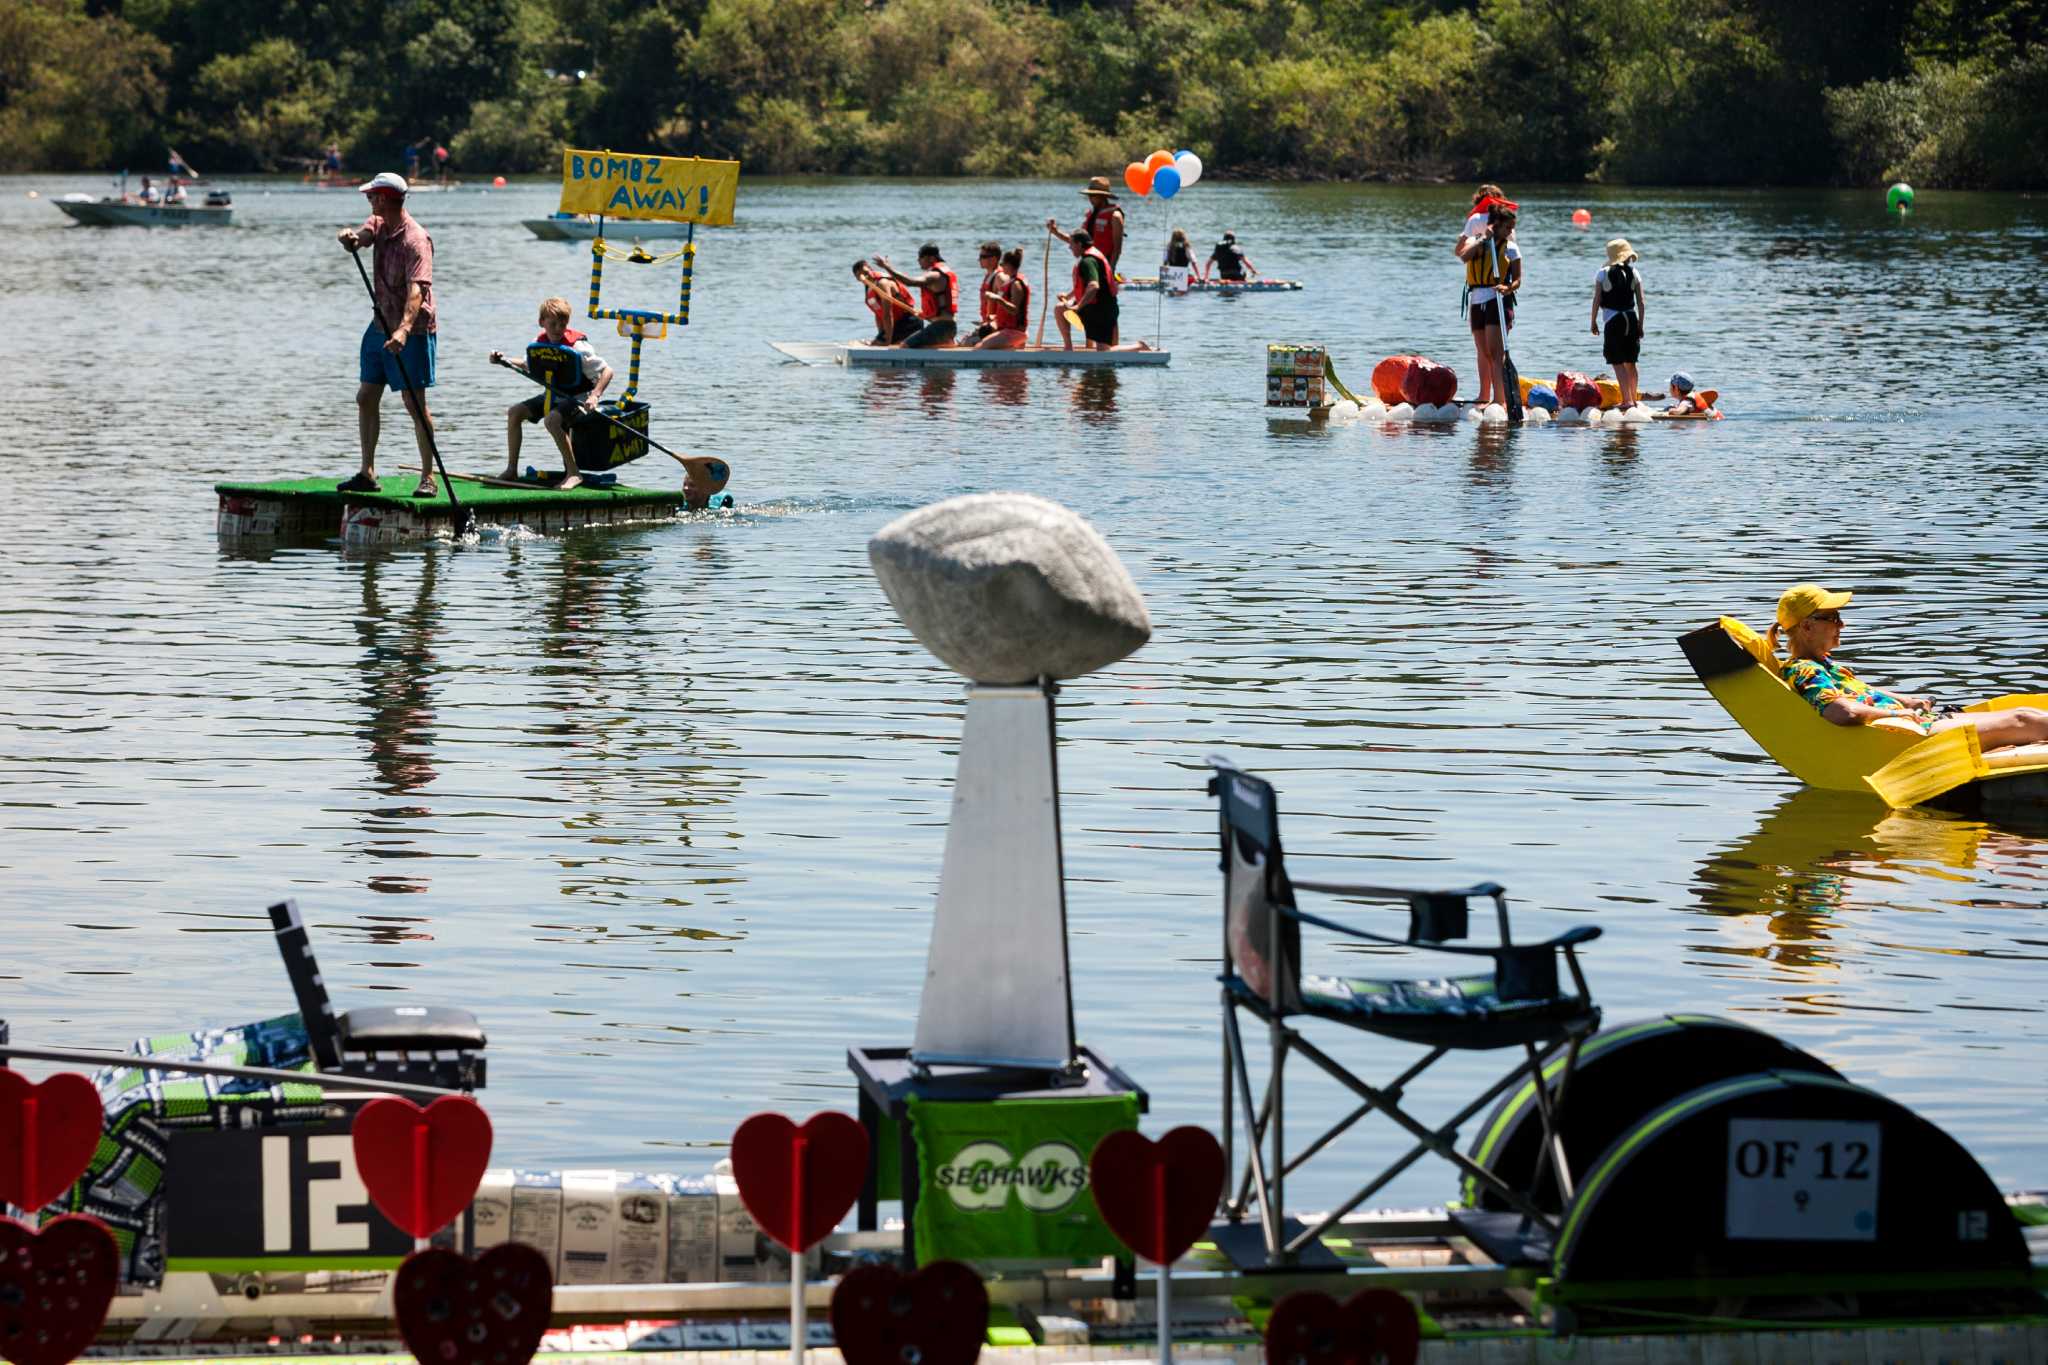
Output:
[1205, 757, 1600, 1266]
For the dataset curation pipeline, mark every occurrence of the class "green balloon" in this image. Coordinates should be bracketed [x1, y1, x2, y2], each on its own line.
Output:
[1887, 182, 1915, 211]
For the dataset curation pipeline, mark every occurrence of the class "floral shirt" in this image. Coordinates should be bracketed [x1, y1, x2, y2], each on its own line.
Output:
[1782, 655, 1925, 728]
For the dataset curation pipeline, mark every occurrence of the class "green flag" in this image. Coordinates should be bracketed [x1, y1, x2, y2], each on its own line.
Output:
[908, 1092, 1138, 1264]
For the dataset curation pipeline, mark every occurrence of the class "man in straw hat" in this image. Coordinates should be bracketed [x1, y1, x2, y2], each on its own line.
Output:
[1590, 236, 1646, 407]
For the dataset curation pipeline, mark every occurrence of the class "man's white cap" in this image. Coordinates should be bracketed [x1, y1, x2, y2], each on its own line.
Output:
[358, 171, 409, 196]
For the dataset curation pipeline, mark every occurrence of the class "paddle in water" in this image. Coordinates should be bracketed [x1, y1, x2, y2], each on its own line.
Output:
[350, 251, 473, 534]
[1488, 231, 1523, 424]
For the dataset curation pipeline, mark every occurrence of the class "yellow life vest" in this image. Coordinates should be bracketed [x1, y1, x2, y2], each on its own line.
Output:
[1465, 240, 1506, 289]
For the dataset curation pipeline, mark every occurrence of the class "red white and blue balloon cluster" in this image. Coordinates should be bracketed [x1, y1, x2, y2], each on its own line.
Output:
[1123, 149, 1203, 199]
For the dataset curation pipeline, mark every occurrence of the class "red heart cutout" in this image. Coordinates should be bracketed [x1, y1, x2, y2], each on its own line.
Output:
[0, 1214, 119, 1365]
[350, 1096, 493, 1239]
[0, 1074, 103, 1214]
[1264, 1289, 1419, 1365]
[1087, 1126, 1225, 1265]
[729, 1111, 868, 1253]
[830, 1260, 985, 1365]
[392, 1244, 552, 1365]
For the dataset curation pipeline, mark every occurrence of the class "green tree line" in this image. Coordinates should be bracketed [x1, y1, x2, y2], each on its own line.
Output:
[3, 0, 2041, 188]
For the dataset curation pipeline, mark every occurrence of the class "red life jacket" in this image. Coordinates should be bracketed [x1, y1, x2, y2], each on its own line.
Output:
[1083, 203, 1123, 268]
[993, 274, 1030, 330]
[1073, 246, 1116, 301]
[977, 268, 999, 325]
[918, 262, 959, 320]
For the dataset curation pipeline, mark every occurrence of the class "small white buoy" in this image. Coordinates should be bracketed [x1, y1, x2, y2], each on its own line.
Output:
[1331, 400, 1360, 422]
[1362, 401, 1387, 421]
[26, 190, 38, 199]
[1484, 403, 1507, 422]
[1558, 406, 1582, 422]
[1388, 402, 1415, 421]
[1526, 407, 1551, 425]
[1465, 404, 1483, 422]
[1584, 406, 1605, 424]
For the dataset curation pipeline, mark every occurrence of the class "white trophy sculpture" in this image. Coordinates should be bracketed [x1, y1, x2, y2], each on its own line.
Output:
[869, 492, 1151, 1074]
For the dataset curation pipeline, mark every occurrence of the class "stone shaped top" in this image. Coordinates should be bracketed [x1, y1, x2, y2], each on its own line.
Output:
[869, 492, 1151, 684]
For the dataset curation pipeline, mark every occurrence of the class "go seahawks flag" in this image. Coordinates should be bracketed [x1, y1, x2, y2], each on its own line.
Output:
[907, 1093, 1138, 1263]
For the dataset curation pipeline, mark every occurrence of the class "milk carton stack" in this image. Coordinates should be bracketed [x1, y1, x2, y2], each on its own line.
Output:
[469, 1165, 819, 1285]
[1266, 343, 1328, 408]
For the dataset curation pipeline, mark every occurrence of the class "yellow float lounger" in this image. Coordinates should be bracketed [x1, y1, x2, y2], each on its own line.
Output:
[1678, 617, 2048, 809]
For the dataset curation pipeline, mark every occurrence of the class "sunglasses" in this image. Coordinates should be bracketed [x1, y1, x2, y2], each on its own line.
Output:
[1809, 611, 1843, 624]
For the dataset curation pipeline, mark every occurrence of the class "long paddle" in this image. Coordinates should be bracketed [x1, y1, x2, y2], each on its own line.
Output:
[1487, 232, 1523, 424]
[1034, 230, 1052, 346]
[351, 250, 473, 535]
[488, 356, 729, 494]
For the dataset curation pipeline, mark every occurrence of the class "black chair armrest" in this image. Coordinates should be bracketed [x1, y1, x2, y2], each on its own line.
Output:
[1287, 905, 1506, 958]
[1292, 877, 1505, 901]
[1539, 925, 1603, 949]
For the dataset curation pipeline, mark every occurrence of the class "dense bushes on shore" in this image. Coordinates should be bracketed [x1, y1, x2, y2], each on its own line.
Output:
[3, 0, 2041, 188]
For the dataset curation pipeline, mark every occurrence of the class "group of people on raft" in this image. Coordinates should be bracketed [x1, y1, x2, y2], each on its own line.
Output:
[1457, 183, 1717, 417]
[852, 175, 1252, 352]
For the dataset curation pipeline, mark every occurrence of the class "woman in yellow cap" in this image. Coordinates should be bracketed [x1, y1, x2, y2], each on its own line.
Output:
[1769, 584, 2048, 746]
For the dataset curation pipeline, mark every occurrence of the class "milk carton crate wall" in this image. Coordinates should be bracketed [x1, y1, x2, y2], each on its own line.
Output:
[1266, 344, 1327, 407]
[472, 1166, 817, 1286]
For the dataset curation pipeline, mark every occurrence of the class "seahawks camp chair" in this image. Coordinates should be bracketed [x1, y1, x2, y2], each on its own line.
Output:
[1205, 757, 1600, 1266]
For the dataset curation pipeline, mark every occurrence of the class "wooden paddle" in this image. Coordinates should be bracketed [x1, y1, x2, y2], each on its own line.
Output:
[1034, 231, 1052, 345]
[1866, 725, 1985, 809]
[1488, 233, 1523, 423]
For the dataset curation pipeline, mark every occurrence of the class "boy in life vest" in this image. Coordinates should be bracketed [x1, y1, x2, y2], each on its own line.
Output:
[854, 260, 919, 344]
[1663, 372, 1719, 417]
[1589, 238, 1645, 407]
[489, 296, 614, 489]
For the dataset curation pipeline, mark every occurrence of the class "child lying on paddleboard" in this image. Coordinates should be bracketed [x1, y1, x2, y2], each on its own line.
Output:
[1664, 372, 1719, 417]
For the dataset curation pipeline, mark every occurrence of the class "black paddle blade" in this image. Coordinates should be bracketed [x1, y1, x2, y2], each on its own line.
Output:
[1503, 348, 1524, 423]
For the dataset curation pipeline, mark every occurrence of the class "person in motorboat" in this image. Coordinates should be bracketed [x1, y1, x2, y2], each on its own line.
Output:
[957, 241, 1006, 347]
[1590, 238, 1644, 407]
[871, 243, 959, 349]
[1663, 372, 1718, 416]
[164, 178, 188, 205]
[336, 171, 438, 496]
[1456, 201, 1521, 409]
[1768, 583, 2048, 745]
[1201, 231, 1256, 285]
[853, 260, 919, 344]
[138, 175, 160, 205]
[491, 296, 614, 490]
[1161, 228, 1196, 294]
[973, 247, 1030, 350]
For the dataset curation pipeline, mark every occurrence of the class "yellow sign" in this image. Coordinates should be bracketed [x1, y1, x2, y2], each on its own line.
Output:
[558, 150, 739, 225]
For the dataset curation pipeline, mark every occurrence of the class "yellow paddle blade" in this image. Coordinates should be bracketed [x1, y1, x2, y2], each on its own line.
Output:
[1061, 307, 1084, 330]
[1322, 355, 1364, 406]
[1865, 725, 1986, 809]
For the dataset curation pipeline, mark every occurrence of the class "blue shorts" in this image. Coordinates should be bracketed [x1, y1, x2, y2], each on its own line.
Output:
[359, 322, 436, 390]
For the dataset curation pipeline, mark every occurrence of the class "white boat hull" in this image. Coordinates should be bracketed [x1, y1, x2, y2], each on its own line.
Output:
[523, 218, 697, 241]
[1120, 276, 1301, 292]
[53, 199, 232, 227]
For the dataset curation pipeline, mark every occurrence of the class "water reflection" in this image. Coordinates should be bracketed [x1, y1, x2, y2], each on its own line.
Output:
[352, 549, 442, 894]
[1069, 368, 1118, 420]
[977, 367, 1029, 407]
[1688, 788, 2043, 972]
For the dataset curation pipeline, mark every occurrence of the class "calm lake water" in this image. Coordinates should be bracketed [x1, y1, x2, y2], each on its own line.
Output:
[4, 174, 2045, 1210]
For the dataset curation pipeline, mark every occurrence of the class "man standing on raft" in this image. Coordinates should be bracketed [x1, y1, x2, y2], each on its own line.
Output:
[336, 172, 437, 495]
[1049, 177, 1125, 341]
